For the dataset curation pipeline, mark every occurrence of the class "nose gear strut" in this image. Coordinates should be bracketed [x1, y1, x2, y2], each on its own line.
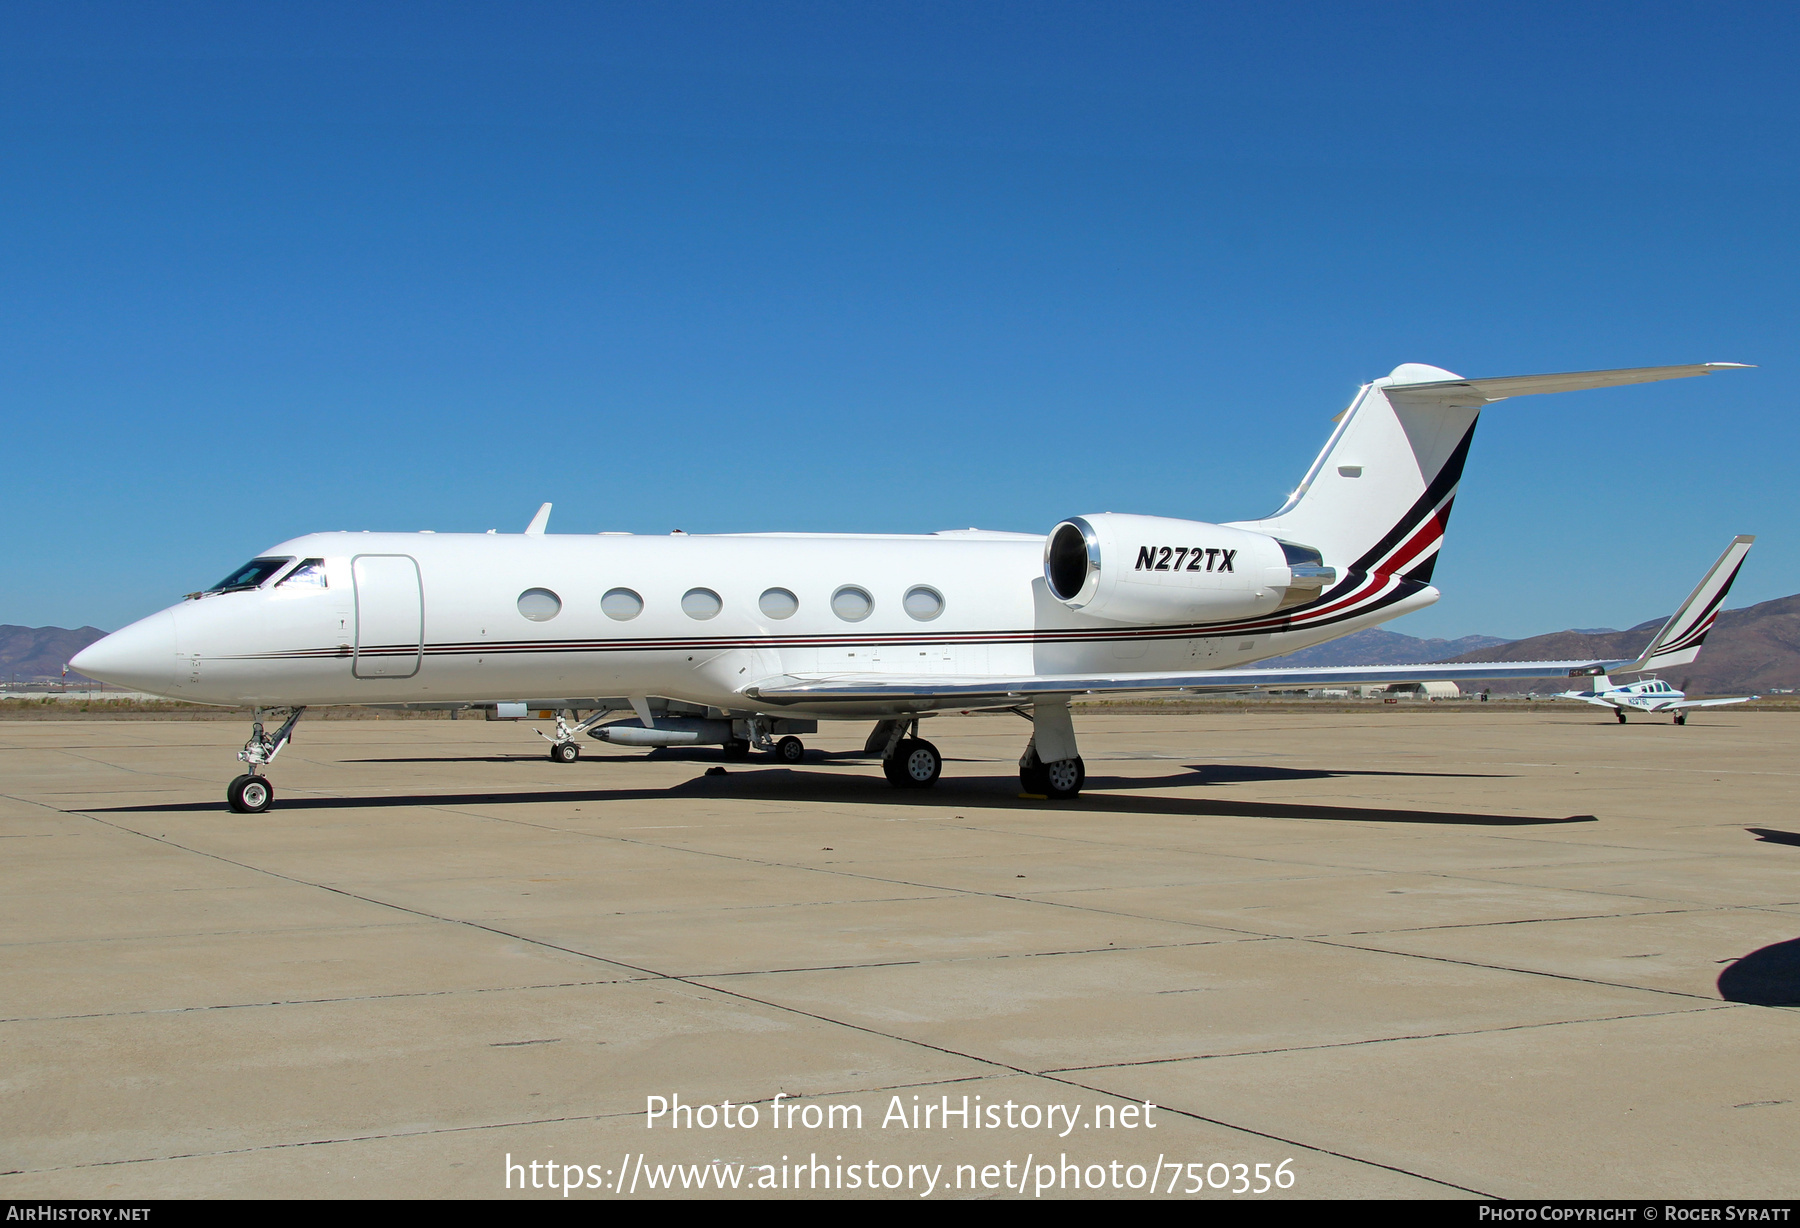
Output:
[227, 707, 305, 813]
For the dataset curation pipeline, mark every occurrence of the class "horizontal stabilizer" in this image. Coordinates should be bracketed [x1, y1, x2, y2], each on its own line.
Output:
[1384, 363, 1751, 410]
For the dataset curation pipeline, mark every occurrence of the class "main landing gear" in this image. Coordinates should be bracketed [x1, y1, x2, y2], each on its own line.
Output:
[1017, 699, 1085, 801]
[877, 719, 943, 789]
[1616, 710, 1628, 724]
[867, 700, 1087, 800]
[227, 707, 305, 814]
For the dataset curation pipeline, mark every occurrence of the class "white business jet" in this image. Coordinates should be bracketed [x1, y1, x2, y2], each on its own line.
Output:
[72, 361, 1751, 813]
[1552, 539, 1757, 725]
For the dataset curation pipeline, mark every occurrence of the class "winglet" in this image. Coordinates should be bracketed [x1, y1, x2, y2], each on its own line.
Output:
[524, 503, 552, 535]
[1612, 535, 1755, 674]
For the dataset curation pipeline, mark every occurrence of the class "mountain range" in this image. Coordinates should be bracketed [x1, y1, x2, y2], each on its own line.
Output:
[1, 626, 108, 685]
[1259, 592, 1800, 696]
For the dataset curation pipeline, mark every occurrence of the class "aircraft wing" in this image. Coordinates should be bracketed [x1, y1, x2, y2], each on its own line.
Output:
[1556, 693, 1622, 708]
[1669, 696, 1754, 710]
[743, 659, 1616, 707]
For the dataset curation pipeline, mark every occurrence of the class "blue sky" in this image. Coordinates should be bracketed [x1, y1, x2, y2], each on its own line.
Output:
[3, 2, 1794, 637]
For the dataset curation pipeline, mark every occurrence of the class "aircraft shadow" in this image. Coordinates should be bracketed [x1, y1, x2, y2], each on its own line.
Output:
[341, 755, 1507, 786]
[86, 765, 1592, 826]
[1747, 827, 1800, 848]
[1179, 764, 1509, 783]
[1718, 937, 1800, 1006]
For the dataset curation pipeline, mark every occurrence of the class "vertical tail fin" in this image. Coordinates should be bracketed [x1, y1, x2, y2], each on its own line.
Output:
[1616, 536, 1755, 673]
[1229, 363, 1481, 584]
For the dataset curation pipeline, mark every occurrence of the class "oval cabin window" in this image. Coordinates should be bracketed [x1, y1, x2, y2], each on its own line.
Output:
[831, 586, 873, 622]
[759, 588, 799, 619]
[517, 588, 562, 621]
[903, 586, 944, 621]
[682, 588, 723, 620]
[601, 588, 643, 620]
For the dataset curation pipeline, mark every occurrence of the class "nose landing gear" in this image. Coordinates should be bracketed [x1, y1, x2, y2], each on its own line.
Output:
[228, 707, 305, 813]
[535, 709, 609, 762]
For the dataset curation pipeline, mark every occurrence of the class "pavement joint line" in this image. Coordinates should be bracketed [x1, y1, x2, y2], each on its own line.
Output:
[1327, 901, 1789, 938]
[51, 807, 1490, 1195]
[1500, 762, 1800, 779]
[679, 935, 1280, 981]
[1040, 1003, 1740, 1074]
[1301, 936, 1781, 1006]
[1429, 869, 1800, 913]
[0, 921, 445, 950]
[0, 976, 658, 1025]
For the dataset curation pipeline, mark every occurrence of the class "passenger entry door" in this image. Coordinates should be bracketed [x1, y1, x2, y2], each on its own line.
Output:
[352, 555, 423, 679]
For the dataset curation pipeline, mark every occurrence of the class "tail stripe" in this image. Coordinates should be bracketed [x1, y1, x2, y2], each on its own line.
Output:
[1347, 420, 1477, 576]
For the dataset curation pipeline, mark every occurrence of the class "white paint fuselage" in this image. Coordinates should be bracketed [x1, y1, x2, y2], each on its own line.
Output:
[83, 528, 1436, 719]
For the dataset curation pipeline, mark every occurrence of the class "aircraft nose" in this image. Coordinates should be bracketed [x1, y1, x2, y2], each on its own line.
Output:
[69, 608, 180, 695]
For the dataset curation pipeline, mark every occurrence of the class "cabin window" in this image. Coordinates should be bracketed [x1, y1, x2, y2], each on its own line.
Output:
[903, 585, 945, 621]
[517, 588, 562, 621]
[206, 557, 293, 594]
[759, 588, 799, 620]
[278, 559, 328, 588]
[682, 588, 723, 620]
[831, 586, 873, 622]
[601, 588, 643, 620]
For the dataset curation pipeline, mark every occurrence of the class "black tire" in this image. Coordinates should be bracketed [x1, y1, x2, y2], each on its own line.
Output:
[884, 738, 941, 788]
[775, 735, 805, 764]
[227, 773, 274, 814]
[1675, 712, 1688, 726]
[1616, 710, 1627, 724]
[550, 741, 580, 764]
[1019, 745, 1083, 799]
[722, 738, 751, 761]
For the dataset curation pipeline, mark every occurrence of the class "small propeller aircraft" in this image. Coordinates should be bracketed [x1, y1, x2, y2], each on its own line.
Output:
[71, 360, 1753, 812]
[1558, 676, 1753, 724]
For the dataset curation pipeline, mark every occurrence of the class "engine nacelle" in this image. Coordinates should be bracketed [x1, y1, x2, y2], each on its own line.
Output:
[1044, 514, 1335, 625]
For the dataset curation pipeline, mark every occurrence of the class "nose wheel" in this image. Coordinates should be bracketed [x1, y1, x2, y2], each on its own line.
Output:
[549, 741, 580, 764]
[774, 735, 806, 764]
[227, 773, 274, 814]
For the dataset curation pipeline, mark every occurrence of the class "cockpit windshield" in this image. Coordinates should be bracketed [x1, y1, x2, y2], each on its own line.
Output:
[277, 558, 328, 588]
[206, 558, 293, 594]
